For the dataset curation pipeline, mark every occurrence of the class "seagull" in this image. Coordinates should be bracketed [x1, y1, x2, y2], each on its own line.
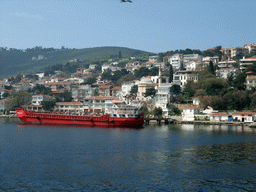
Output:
[121, 0, 132, 3]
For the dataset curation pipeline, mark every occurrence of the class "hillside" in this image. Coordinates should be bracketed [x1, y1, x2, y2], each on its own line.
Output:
[0, 46, 154, 78]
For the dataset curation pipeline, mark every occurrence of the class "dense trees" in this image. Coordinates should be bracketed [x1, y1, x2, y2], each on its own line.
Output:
[143, 88, 156, 98]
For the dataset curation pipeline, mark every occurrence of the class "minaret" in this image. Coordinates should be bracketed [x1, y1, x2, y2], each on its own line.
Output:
[158, 65, 161, 87]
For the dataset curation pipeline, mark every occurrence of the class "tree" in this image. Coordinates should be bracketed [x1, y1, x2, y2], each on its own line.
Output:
[208, 60, 215, 75]
[134, 67, 150, 78]
[170, 84, 181, 96]
[130, 85, 138, 97]
[9, 90, 32, 109]
[143, 88, 156, 98]
[169, 64, 173, 83]
[101, 68, 113, 81]
[168, 104, 181, 116]
[56, 91, 72, 102]
[31, 84, 52, 95]
[84, 77, 96, 85]
[41, 100, 56, 111]
[223, 90, 250, 110]
[183, 81, 196, 99]
[233, 72, 246, 90]
[227, 73, 234, 87]
[153, 107, 162, 118]
[118, 50, 122, 58]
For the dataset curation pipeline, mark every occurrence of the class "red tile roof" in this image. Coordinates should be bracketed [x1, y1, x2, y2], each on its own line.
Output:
[210, 113, 231, 116]
[99, 85, 112, 89]
[88, 96, 116, 100]
[56, 102, 83, 105]
[111, 86, 122, 90]
[232, 112, 256, 115]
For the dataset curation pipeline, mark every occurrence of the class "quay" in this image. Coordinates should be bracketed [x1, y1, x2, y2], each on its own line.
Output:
[144, 118, 251, 127]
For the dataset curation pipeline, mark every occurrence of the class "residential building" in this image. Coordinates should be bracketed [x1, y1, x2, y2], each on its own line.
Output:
[183, 54, 203, 63]
[244, 43, 256, 54]
[167, 54, 183, 70]
[210, 113, 232, 122]
[217, 60, 236, 68]
[240, 56, 256, 70]
[89, 64, 97, 70]
[0, 99, 10, 113]
[148, 55, 159, 63]
[72, 85, 94, 102]
[98, 85, 112, 96]
[220, 48, 231, 59]
[111, 86, 122, 99]
[216, 68, 239, 79]
[121, 82, 135, 97]
[31, 94, 53, 105]
[0, 82, 5, 90]
[55, 102, 84, 113]
[22, 104, 43, 112]
[0, 89, 9, 99]
[232, 112, 256, 122]
[64, 77, 84, 84]
[12, 81, 31, 91]
[137, 77, 155, 101]
[182, 105, 200, 121]
[246, 72, 256, 90]
[231, 47, 249, 58]
[154, 84, 172, 118]
[83, 96, 116, 114]
[173, 71, 199, 89]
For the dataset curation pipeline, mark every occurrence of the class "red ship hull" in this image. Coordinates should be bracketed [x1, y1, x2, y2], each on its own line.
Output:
[15, 108, 144, 128]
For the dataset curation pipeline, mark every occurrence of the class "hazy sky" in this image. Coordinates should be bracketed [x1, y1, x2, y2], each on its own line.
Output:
[1, 0, 255, 53]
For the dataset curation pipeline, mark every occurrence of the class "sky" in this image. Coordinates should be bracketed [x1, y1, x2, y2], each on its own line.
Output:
[1, 0, 256, 53]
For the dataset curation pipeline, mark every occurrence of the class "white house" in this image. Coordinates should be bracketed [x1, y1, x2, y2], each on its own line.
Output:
[72, 85, 94, 102]
[83, 96, 116, 114]
[210, 113, 231, 122]
[167, 54, 183, 70]
[55, 102, 84, 113]
[173, 71, 199, 89]
[240, 57, 256, 70]
[232, 112, 256, 122]
[182, 105, 200, 121]
[31, 94, 53, 105]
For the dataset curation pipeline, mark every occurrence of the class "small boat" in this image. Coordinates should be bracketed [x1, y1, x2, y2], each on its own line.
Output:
[15, 108, 144, 128]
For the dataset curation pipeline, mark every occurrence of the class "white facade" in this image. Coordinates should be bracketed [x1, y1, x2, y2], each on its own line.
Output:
[182, 106, 200, 121]
[121, 82, 135, 97]
[72, 85, 94, 102]
[173, 71, 198, 89]
[148, 55, 159, 63]
[32, 95, 53, 105]
[168, 54, 183, 70]
[64, 77, 84, 84]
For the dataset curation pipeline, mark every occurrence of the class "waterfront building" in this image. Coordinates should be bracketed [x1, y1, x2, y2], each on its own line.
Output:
[232, 112, 256, 123]
[55, 102, 84, 113]
[182, 105, 200, 121]
[210, 113, 232, 122]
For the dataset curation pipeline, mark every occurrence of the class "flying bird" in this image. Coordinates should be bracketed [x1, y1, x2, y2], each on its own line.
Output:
[121, 0, 132, 3]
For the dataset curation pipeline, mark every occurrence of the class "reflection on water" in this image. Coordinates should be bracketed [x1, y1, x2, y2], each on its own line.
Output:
[0, 122, 256, 191]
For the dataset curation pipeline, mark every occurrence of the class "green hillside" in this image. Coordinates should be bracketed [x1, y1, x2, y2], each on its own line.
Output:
[0, 46, 154, 78]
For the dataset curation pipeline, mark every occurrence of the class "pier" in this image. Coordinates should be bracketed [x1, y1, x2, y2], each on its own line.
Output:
[144, 118, 176, 125]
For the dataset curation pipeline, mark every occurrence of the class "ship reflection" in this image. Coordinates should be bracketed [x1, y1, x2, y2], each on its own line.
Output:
[16, 123, 144, 130]
[179, 124, 256, 133]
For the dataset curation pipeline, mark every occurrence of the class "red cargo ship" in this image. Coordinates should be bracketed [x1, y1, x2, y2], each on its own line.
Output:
[15, 108, 144, 128]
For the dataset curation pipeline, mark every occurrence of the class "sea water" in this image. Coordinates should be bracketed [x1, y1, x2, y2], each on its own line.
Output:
[1, 118, 256, 191]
